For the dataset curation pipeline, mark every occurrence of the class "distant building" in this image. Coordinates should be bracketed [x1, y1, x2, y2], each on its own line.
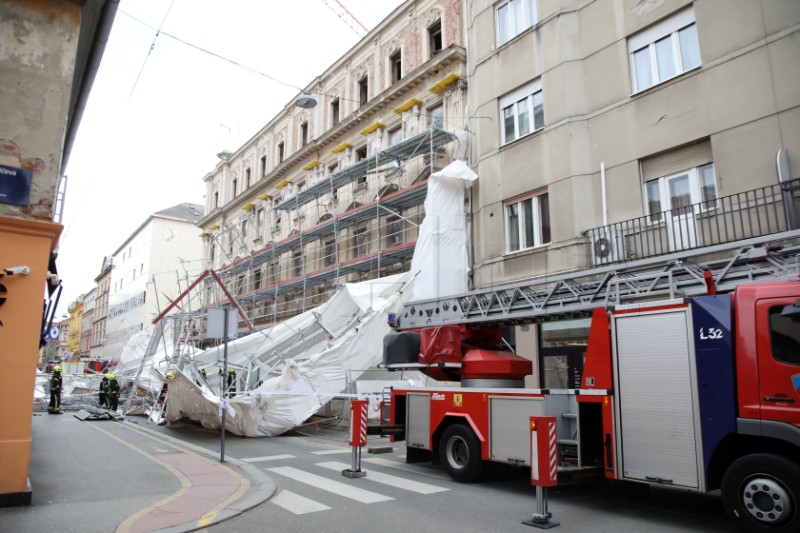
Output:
[91, 257, 113, 359]
[103, 203, 204, 361]
[66, 295, 85, 360]
[80, 288, 96, 358]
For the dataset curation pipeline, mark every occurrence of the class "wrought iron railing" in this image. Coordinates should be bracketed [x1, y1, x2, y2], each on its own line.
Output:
[585, 178, 800, 265]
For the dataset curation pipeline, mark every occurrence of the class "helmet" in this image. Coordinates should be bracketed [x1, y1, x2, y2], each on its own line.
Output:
[108, 373, 115, 380]
[103, 374, 110, 380]
[201, 368, 207, 375]
[228, 368, 235, 373]
[166, 371, 174, 379]
[53, 365, 61, 372]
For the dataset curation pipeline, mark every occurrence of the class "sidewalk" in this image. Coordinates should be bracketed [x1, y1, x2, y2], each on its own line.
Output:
[0, 412, 276, 532]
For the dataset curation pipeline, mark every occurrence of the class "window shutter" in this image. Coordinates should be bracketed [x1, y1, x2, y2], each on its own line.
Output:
[641, 140, 712, 182]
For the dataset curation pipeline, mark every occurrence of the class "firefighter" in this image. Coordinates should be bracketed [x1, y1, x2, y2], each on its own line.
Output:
[226, 368, 237, 397]
[48, 365, 63, 414]
[196, 368, 207, 386]
[107, 373, 120, 411]
[99, 374, 109, 407]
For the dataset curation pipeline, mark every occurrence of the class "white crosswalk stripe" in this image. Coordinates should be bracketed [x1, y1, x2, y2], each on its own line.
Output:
[316, 461, 449, 494]
[363, 456, 452, 481]
[310, 448, 351, 455]
[241, 454, 295, 463]
[266, 466, 393, 503]
[271, 489, 331, 514]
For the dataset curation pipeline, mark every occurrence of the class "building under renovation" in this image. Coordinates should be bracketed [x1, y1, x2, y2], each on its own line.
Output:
[198, 0, 466, 329]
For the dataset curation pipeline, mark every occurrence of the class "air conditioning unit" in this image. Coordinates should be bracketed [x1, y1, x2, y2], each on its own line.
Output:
[590, 231, 626, 266]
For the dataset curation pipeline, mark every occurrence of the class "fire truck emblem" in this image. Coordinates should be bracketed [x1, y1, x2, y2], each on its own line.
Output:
[792, 373, 800, 399]
[453, 394, 462, 407]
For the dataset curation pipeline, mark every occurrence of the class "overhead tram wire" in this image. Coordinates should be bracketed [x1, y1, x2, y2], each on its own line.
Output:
[128, 0, 175, 98]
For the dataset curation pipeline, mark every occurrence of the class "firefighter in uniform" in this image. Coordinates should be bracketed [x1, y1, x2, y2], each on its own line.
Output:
[226, 368, 237, 397]
[48, 365, 63, 414]
[107, 373, 120, 411]
[99, 374, 109, 407]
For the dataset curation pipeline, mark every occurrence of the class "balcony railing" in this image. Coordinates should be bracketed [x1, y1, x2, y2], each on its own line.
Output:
[585, 178, 800, 265]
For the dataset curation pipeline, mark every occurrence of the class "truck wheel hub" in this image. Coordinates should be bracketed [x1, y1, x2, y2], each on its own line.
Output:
[743, 477, 790, 523]
[447, 437, 468, 467]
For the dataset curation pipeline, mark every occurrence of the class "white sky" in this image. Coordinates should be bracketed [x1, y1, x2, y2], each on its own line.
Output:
[57, 0, 403, 317]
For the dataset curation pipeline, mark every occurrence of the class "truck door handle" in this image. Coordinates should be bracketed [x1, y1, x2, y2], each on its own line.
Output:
[763, 396, 795, 403]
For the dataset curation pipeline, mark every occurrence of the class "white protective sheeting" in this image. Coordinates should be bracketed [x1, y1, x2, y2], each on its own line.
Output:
[133, 161, 475, 436]
[412, 160, 477, 301]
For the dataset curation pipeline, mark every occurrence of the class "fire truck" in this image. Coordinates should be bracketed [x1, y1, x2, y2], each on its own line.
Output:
[375, 237, 800, 533]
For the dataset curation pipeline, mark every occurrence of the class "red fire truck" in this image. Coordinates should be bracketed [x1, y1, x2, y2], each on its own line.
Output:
[375, 243, 800, 532]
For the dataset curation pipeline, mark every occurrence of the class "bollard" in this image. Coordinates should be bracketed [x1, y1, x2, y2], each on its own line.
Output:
[522, 416, 559, 529]
[342, 399, 368, 478]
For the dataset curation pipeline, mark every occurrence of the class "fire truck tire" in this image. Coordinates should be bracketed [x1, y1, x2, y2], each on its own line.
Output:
[439, 424, 485, 482]
[721, 453, 800, 533]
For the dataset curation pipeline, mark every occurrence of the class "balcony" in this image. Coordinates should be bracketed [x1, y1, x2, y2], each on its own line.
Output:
[585, 178, 800, 265]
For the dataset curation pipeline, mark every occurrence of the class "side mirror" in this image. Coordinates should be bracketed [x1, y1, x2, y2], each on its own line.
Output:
[781, 299, 800, 318]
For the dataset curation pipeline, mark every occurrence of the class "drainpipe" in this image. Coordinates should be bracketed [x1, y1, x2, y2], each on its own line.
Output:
[600, 162, 608, 227]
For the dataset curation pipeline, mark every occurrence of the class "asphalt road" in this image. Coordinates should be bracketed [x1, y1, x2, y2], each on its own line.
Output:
[142, 417, 733, 533]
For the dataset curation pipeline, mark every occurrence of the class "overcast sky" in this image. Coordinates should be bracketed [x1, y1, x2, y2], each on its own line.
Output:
[57, 0, 402, 317]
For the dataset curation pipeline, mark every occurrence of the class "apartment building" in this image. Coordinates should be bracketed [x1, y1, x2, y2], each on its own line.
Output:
[66, 294, 84, 359]
[102, 204, 204, 361]
[464, 0, 799, 385]
[198, 0, 467, 327]
[91, 257, 113, 359]
[80, 289, 96, 358]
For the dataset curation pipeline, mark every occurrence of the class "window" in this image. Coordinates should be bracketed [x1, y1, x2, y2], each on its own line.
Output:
[214, 191, 219, 208]
[331, 98, 340, 127]
[389, 127, 403, 146]
[505, 191, 550, 253]
[429, 20, 443, 57]
[645, 163, 717, 222]
[387, 217, 402, 246]
[237, 274, 246, 295]
[500, 79, 543, 145]
[356, 146, 367, 161]
[355, 228, 368, 257]
[245, 168, 251, 189]
[210, 243, 216, 263]
[328, 163, 338, 175]
[358, 76, 368, 106]
[429, 105, 444, 129]
[255, 208, 265, 238]
[628, 6, 700, 93]
[390, 51, 402, 84]
[269, 259, 280, 281]
[253, 269, 262, 290]
[300, 121, 308, 147]
[232, 178, 238, 199]
[769, 306, 800, 365]
[240, 219, 248, 241]
[496, 0, 538, 46]
[277, 141, 285, 164]
[260, 155, 267, 177]
[228, 229, 234, 255]
[292, 251, 303, 277]
[324, 239, 337, 266]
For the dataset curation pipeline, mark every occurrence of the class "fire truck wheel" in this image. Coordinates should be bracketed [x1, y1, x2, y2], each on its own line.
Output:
[439, 424, 485, 482]
[721, 453, 800, 533]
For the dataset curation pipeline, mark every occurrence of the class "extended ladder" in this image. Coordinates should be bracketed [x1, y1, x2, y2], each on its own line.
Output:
[396, 231, 800, 329]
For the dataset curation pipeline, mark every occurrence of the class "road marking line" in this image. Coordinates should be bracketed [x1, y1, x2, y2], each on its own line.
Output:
[310, 449, 351, 455]
[363, 457, 451, 481]
[271, 490, 331, 514]
[316, 461, 448, 494]
[266, 466, 392, 503]
[241, 454, 295, 463]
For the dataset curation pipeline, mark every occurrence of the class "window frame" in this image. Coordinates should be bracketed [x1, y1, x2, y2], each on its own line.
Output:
[331, 98, 340, 127]
[496, 0, 538, 47]
[643, 163, 718, 223]
[628, 6, 701, 94]
[428, 20, 443, 57]
[358, 76, 368, 106]
[389, 50, 402, 84]
[504, 189, 551, 254]
[499, 79, 544, 145]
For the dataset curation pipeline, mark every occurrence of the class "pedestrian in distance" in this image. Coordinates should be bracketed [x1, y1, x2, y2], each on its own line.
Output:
[226, 368, 237, 398]
[48, 365, 63, 414]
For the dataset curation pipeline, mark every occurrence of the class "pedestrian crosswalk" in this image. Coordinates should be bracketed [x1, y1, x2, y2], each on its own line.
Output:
[263, 450, 450, 515]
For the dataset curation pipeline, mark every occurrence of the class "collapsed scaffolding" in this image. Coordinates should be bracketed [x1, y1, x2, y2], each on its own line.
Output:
[107, 159, 477, 436]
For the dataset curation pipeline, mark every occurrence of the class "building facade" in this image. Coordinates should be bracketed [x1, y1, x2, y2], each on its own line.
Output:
[65, 294, 84, 359]
[80, 288, 96, 358]
[198, 0, 467, 329]
[465, 0, 799, 288]
[0, 0, 117, 505]
[103, 204, 204, 360]
[91, 256, 113, 359]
